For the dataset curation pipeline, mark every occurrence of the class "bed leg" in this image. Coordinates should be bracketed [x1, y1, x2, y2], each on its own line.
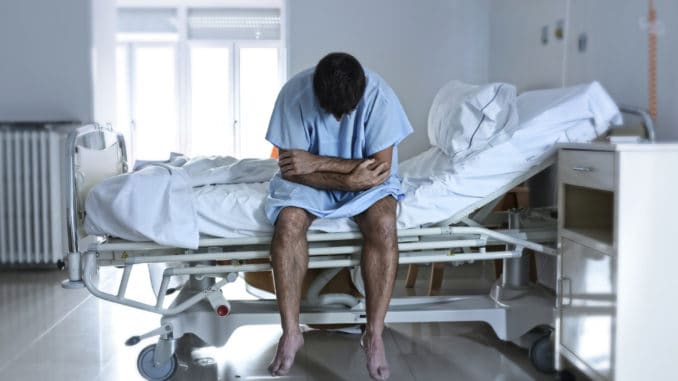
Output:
[152, 335, 177, 367]
[501, 210, 530, 289]
[405, 264, 419, 288]
[61, 252, 85, 289]
[501, 255, 531, 289]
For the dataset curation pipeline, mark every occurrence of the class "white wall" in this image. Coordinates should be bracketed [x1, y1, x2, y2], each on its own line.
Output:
[566, 0, 678, 141]
[91, 0, 117, 125]
[489, 0, 678, 141]
[287, 0, 491, 160]
[0, 0, 94, 123]
[488, 0, 567, 90]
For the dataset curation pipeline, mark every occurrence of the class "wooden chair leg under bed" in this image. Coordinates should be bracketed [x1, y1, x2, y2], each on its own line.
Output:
[405, 263, 419, 288]
[403, 263, 446, 295]
[404, 185, 530, 295]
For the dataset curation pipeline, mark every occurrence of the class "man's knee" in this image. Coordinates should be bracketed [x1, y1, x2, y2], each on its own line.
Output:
[357, 197, 397, 241]
[274, 207, 313, 239]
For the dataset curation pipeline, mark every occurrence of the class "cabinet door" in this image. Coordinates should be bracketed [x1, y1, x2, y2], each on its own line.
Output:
[560, 238, 616, 380]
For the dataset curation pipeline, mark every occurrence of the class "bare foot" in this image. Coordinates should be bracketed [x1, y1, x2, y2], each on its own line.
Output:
[361, 331, 390, 380]
[268, 329, 304, 376]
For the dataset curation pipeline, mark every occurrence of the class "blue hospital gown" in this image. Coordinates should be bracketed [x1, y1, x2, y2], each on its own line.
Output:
[264, 67, 413, 223]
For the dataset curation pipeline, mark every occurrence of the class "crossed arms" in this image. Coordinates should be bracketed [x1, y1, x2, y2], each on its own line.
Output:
[277, 147, 393, 192]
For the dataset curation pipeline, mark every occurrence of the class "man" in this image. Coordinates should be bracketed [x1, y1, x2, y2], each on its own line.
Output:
[264, 52, 413, 380]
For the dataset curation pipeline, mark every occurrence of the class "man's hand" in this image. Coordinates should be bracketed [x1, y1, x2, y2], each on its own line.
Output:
[348, 159, 390, 191]
[278, 150, 319, 176]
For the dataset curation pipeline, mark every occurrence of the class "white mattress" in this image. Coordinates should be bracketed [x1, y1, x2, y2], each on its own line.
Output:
[85, 82, 621, 249]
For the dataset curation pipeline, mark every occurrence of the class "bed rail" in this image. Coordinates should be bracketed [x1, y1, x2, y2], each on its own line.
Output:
[80, 223, 556, 316]
[90, 226, 555, 255]
[62, 123, 128, 289]
[618, 106, 656, 142]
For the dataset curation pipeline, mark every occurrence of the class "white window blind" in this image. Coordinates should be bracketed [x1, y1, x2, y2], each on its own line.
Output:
[118, 8, 178, 34]
[187, 8, 281, 40]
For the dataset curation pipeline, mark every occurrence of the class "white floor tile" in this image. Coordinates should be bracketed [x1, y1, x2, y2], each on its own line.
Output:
[0, 267, 572, 381]
[300, 329, 415, 381]
[391, 324, 549, 381]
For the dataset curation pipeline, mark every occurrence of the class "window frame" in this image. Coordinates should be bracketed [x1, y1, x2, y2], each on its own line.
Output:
[117, 40, 182, 161]
[232, 39, 285, 157]
[117, 3, 286, 159]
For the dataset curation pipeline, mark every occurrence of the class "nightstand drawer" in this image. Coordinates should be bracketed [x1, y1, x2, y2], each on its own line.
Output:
[559, 150, 614, 190]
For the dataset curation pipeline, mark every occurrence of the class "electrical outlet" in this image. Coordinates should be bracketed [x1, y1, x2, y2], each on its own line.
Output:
[578, 33, 588, 53]
[541, 26, 549, 45]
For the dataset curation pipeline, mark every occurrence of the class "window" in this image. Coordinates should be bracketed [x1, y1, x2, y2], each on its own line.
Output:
[116, 6, 285, 161]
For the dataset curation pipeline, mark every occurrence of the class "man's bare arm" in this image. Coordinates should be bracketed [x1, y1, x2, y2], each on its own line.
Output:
[278, 149, 363, 175]
[280, 147, 394, 191]
[368, 146, 394, 170]
[282, 160, 389, 191]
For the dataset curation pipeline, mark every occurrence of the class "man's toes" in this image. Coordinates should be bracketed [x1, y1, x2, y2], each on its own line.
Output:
[366, 358, 390, 380]
[378, 366, 390, 380]
[268, 360, 281, 376]
[269, 355, 294, 376]
[367, 364, 385, 380]
[278, 359, 293, 375]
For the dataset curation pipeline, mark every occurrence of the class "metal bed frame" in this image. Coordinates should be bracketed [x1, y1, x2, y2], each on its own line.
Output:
[62, 123, 562, 381]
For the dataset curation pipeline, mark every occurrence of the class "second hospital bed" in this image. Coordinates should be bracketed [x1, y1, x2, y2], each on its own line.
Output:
[63, 81, 627, 380]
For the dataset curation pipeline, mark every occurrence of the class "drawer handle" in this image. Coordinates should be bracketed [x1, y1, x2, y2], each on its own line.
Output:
[572, 166, 594, 172]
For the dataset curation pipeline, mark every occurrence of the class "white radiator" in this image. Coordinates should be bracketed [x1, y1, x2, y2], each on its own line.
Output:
[0, 125, 66, 266]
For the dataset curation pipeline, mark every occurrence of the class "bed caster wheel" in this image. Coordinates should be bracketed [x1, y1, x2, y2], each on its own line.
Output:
[529, 331, 555, 373]
[137, 344, 178, 381]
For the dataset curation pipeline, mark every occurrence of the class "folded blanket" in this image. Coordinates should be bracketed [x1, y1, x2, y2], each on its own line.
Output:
[84, 157, 279, 248]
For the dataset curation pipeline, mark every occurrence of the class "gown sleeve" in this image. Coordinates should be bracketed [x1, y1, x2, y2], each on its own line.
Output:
[363, 87, 414, 156]
[265, 88, 311, 151]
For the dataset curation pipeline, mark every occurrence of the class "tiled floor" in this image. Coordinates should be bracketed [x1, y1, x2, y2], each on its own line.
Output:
[0, 264, 565, 381]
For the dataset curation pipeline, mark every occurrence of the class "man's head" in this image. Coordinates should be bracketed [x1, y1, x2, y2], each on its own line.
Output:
[313, 52, 366, 120]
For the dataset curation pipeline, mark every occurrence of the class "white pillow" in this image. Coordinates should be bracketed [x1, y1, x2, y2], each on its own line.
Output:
[427, 80, 519, 159]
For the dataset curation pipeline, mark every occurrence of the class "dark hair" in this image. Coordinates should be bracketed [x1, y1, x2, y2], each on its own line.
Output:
[313, 52, 366, 119]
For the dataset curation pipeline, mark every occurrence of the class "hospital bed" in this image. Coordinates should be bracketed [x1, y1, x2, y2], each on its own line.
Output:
[61, 82, 640, 381]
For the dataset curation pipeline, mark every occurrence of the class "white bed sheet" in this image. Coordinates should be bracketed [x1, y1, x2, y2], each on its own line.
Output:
[85, 82, 621, 248]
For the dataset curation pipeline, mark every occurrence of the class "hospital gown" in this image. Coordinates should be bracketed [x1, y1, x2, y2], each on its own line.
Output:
[264, 67, 413, 223]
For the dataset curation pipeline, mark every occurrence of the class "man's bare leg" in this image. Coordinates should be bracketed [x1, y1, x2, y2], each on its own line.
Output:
[268, 207, 315, 376]
[355, 197, 399, 381]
